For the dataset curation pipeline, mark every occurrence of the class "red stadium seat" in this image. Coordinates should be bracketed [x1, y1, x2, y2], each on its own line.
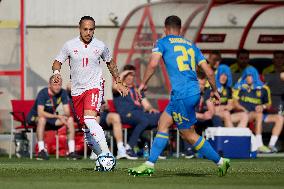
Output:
[157, 98, 169, 112]
[10, 100, 35, 159]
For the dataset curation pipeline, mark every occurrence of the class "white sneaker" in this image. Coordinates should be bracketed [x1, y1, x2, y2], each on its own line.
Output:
[89, 151, 98, 160]
[116, 148, 127, 159]
[116, 152, 127, 159]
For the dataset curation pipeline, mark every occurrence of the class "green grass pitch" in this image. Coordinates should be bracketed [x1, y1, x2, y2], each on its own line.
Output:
[0, 157, 283, 189]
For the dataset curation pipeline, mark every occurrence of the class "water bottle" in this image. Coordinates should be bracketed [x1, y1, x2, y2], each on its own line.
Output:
[278, 103, 283, 115]
[143, 142, 149, 159]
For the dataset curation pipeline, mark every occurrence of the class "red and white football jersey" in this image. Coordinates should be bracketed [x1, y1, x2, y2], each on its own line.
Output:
[55, 36, 112, 96]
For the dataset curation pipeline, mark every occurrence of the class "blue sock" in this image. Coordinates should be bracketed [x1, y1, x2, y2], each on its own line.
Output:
[193, 136, 221, 164]
[148, 132, 169, 164]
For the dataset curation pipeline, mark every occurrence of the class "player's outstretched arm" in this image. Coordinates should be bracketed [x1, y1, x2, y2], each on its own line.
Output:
[200, 62, 220, 105]
[139, 53, 161, 91]
[106, 59, 128, 97]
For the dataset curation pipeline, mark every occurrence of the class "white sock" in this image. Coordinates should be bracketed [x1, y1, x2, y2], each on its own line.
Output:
[84, 116, 110, 153]
[125, 144, 131, 150]
[117, 142, 124, 150]
[145, 161, 154, 167]
[269, 135, 278, 147]
[82, 128, 102, 155]
[256, 134, 264, 147]
[68, 140, 75, 153]
[117, 142, 126, 154]
[38, 141, 45, 151]
[217, 158, 224, 166]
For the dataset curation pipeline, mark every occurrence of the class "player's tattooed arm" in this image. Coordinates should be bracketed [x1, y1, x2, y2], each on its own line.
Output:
[106, 59, 121, 83]
[107, 59, 129, 97]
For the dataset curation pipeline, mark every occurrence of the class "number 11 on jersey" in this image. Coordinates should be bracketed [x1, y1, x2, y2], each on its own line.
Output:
[82, 57, 89, 67]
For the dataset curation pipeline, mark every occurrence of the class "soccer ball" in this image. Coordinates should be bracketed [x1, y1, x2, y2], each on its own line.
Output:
[95, 152, 116, 171]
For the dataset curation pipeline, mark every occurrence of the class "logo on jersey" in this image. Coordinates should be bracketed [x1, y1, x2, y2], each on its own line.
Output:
[73, 49, 78, 55]
[256, 90, 261, 97]
[93, 48, 102, 56]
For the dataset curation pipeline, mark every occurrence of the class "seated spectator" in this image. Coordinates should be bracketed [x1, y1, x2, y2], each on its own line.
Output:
[196, 72, 223, 128]
[27, 76, 80, 160]
[262, 50, 284, 75]
[205, 50, 222, 88]
[96, 101, 134, 160]
[207, 50, 222, 71]
[113, 65, 161, 159]
[233, 66, 283, 153]
[230, 49, 250, 73]
[214, 65, 249, 127]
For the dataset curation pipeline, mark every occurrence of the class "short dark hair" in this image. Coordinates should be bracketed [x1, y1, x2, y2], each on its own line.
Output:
[165, 15, 181, 29]
[79, 16, 95, 26]
[273, 50, 284, 56]
[237, 48, 249, 57]
[123, 64, 136, 71]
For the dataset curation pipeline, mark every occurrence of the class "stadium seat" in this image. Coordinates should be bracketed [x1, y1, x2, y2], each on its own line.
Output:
[157, 99, 180, 158]
[10, 100, 35, 159]
[10, 100, 69, 159]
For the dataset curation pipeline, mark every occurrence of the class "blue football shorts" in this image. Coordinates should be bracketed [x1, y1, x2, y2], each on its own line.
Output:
[165, 94, 200, 130]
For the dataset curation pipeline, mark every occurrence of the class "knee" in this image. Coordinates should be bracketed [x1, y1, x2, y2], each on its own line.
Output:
[68, 116, 74, 122]
[108, 113, 121, 124]
[37, 116, 46, 125]
[67, 117, 74, 127]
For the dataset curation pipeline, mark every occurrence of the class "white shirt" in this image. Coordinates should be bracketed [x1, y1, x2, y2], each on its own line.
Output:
[55, 36, 112, 96]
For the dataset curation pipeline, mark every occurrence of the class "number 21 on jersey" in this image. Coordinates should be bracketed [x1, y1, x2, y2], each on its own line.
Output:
[174, 45, 196, 72]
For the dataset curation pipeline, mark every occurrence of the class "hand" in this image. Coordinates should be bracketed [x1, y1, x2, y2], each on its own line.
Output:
[57, 115, 68, 125]
[203, 111, 212, 120]
[210, 91, 220, 105]
[138, 83, 148, 98]
[255, 105, 263, 113]
[53, 74, 62, 83]
[116, 82, 129, 97]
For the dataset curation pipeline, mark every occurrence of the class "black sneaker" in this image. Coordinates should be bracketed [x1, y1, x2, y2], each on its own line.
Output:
[126, 149, 138, 160]
[185, 148, 195, 159]
[67, 152, 82, 160]
[37, 150, 49, 160]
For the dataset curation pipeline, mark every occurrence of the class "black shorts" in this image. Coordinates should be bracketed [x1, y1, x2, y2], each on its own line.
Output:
[27, 115, 58, 130]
